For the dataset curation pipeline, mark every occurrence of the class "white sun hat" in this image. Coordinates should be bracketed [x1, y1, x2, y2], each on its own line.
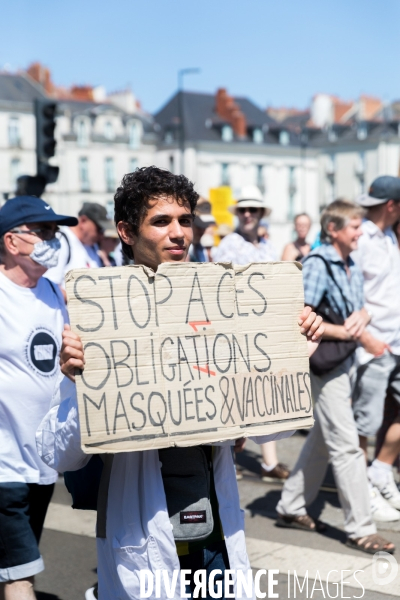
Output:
[229, 185, 272, 216]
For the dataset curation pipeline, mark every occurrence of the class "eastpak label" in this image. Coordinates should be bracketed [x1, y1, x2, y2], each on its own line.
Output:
[180, 510, 207, 524]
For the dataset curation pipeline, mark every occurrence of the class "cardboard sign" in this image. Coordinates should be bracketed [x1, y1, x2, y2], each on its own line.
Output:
[66, 262, 313, 453]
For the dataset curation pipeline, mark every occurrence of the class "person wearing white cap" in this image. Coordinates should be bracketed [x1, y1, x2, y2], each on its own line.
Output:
[351, 176, 400, 519]
[213, 185, 277, 263]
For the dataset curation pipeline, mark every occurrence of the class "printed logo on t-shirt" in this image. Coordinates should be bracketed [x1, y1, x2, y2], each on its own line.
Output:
[25, 328, 59, 377]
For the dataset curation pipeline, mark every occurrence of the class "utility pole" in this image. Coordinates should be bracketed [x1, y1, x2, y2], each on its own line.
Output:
[177, 68, 200, 175]
[300, 129, 309, 212]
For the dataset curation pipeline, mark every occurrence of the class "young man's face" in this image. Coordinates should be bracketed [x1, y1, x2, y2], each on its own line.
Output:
[118, 196, 193, 271]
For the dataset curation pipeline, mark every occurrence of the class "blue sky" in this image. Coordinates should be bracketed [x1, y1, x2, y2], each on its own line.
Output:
[1, 0, 399, 113]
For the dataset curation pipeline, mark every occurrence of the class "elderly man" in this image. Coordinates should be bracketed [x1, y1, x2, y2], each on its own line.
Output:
[0, 196, 77, 600]
[276, 199, 396, 554]
[37, 167, 323, 600]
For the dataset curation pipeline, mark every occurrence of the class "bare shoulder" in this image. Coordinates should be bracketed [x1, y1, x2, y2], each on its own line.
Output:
[281, 242, 297, 261]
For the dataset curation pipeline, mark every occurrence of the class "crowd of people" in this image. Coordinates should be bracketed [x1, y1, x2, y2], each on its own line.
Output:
[1, 165, 400, 599]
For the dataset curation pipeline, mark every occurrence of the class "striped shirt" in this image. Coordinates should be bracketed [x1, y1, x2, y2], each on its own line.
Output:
[302, 244, 364, 320]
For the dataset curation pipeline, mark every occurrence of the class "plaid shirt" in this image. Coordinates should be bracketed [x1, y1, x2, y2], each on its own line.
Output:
[302, 244, 364, 319]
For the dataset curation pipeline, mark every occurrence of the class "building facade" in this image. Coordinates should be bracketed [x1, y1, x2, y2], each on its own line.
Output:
[0, 70, 157, 218]
[154, 89, 320, 251]
[1, 68, 400, 254]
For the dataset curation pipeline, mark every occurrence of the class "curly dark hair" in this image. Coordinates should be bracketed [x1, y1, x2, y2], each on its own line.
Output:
[114, 166, 199, 260]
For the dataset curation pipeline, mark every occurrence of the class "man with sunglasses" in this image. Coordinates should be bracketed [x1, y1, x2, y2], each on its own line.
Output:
[45, 202, 114, 291]
[0, 196, 77, 600]
[213, 185, 277, 263]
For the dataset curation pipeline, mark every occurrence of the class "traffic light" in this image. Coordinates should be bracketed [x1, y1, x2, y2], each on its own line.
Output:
[34, 99, 60, 184]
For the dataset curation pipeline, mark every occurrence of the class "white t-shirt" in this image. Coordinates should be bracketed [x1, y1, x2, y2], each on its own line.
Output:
[0, 271, 68, 483]
[352, 220, 400, 361]
[45, 227, 102, 288]
[212, 231, 278, 264]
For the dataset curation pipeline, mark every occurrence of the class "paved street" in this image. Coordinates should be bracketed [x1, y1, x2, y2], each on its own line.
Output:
[35, 433, 400, 599]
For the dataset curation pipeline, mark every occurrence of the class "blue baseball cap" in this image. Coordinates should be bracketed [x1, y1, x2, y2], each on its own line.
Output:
[357, 176, 400, 207]
[0, 196, 78, 237]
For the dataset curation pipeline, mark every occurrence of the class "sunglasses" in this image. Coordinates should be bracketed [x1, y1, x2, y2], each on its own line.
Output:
[237, 207, 259, 215]
[10, 226, 59, 241]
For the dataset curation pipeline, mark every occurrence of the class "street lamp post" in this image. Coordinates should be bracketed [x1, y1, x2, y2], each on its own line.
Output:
[178, 68, 200, 175]
[300, 129, 309, 212]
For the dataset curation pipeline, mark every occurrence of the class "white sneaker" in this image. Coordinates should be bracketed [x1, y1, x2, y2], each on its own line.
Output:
[369, 468, 400, 510]
[369, 485, 400, 522]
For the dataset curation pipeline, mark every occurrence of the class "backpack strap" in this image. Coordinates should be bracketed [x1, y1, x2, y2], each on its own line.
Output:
[303, 254, 353, 316]
[96, 454, 114, 539]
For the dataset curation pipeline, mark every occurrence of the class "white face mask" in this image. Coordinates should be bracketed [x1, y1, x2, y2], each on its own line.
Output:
[30, 237, 61, 269]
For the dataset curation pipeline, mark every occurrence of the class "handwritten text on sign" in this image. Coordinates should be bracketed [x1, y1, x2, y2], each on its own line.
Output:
[66, 262, 312, 453]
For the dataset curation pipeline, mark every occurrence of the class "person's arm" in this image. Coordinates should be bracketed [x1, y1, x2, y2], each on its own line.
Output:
[321, 322, 355, 341]
[360, 330, 391, 356]
[36, 374, 90, 473]
[343, 307, 370, 339]
[281, 243, 297, 261]
[298, 305, 324, 357]
[318, 307, 369, 341]
[318, 310, 367, 341]
[60, 324, 85, 382]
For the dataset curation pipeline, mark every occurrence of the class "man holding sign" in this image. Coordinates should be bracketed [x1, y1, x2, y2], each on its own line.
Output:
[37, 167, 323, 600]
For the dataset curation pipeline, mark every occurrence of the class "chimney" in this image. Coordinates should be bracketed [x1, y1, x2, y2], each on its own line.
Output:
[26, 62, 54, 95]
[108, 88, 137, 113]
[360, 95, 383, 121]
[231, 110, 246, 137]
[70, 85, 95, 102]
[215, 88, 228, 117]
[215, 88, 247, 137]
